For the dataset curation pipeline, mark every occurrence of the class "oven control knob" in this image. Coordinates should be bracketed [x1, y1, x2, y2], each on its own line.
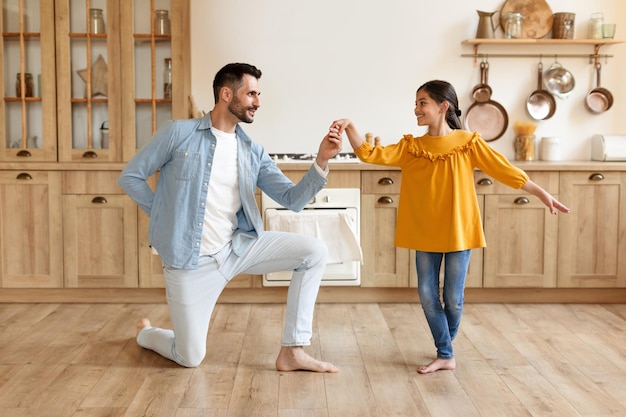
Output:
[324, 195, 331, 203]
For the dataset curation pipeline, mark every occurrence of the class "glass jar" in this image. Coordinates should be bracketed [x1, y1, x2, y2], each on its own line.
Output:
[163, 58, 172, 99]
[16, 73, 34, 97]
[514, 135, 536, 161]
[89, 8, 105, 34]
[154, 10, 171, 35]
[504, 12, 524, 39]
[589, 12, 604, 39]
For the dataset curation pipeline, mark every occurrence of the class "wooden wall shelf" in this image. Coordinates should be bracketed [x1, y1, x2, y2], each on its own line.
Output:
[461, 38, 625, 63]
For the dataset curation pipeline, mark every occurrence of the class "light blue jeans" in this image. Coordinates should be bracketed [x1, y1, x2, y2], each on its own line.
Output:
[137, 231, 327, 367]
[415, 250, 471, 359]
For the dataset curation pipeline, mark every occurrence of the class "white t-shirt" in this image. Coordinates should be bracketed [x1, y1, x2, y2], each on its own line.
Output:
[200, 127, 241, 255]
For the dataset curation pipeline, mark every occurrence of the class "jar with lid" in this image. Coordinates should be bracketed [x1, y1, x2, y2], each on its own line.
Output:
[589, 12, 603, 39]
[504, 12, 524, 39]
[16, 73, 34, 97]
[154, 10, 171, 35]
[89, 8, 105, 34]
[540, 137, 560, 161]
[163, 58, 172, 99]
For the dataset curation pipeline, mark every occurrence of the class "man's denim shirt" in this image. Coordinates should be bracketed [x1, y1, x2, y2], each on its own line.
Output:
[118, 113, 328, 269]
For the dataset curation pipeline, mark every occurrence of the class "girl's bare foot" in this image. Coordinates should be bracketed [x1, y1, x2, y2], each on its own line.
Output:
[136, 318, 151, 337]
[417, 357, 456, 374]
[275, 346, 338, 373]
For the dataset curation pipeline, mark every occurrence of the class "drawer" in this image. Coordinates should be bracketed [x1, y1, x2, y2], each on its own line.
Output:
[62, 171, 124, 194]
[362, 171, 402, 194]
[474, 170, 559, 195]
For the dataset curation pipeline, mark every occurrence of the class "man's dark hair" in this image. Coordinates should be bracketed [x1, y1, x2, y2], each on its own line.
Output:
[213, 63, 262, 103]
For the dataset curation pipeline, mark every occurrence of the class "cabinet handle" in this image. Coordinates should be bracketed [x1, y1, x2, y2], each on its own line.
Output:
[514, 197, 530, 205]
[91, 196, 108, 204]
[16, 150, 32, 157]
[16, 172, 33, 180]
[477, 178, 493, 186]
[377, 196, 394, 204]
[82, 151, 98, 158]
[378, 177, 394, 185]
[589, 173, 605, 181]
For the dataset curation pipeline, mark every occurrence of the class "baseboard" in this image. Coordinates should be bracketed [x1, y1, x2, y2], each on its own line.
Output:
[0, 287, 625, 303]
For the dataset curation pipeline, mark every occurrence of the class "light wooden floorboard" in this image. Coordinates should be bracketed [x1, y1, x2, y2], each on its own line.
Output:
[0, 303, 625, 417]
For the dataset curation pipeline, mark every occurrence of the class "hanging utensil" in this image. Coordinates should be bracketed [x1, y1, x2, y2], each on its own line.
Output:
[526, 61, 556, 120]
[584, 62, 614, 114]
[465, 61, 508, 142]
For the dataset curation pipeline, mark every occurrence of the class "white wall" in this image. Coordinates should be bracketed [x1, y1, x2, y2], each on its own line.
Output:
[190, 0, 625, 160]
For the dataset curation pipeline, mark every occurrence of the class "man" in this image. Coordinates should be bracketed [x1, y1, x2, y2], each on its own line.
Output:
[118, 63, 340, 372]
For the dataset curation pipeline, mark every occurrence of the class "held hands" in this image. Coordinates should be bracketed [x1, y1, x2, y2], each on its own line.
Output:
[315, 126, 343, 169]
[329, 119, 364, 151]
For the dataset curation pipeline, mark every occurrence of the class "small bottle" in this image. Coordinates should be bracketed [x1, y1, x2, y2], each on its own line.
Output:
[154, 10, 171, 35]
[163, 58, 172, 99]
[589, 12, 603, 39]
[89, 8, 105, 34]
[16, 73, 34, 97]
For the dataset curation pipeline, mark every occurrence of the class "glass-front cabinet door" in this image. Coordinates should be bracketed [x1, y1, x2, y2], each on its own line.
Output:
[55, 0, 121, 162]
[120, 0, 190, 161]
[1, 0, 57, 162]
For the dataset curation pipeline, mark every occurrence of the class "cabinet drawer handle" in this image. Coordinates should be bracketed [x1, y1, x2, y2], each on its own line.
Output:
[377, 196, 394, 204]
[16, 150, 32, 157]
[589, 173, 605, 181]
[16, 172, 33, 180]
[514, 197, 530, 205]
[91, 196, 108, 204]
[83, 151, 98, 158]
[477, 178, 493, 186]
[378, 177, 394, 185]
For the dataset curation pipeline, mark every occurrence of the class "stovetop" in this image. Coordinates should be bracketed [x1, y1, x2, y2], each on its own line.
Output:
[268, 153, 359, 163]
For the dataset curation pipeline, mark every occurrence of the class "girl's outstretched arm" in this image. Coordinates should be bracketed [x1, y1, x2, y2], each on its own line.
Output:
[522, 180, 571, 214]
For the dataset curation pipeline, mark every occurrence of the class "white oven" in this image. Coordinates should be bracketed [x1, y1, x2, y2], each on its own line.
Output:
[261, 188, 362, 286]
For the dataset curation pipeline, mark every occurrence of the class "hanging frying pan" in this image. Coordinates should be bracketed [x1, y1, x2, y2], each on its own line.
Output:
[584, 62, 614, 114]
[471, 61, 492, 103]
[465, 62, 508, 141]
[526, 61, 556, 120]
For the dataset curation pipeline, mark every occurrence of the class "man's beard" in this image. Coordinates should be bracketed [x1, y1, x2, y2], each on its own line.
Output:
[228, 97, 255, 124]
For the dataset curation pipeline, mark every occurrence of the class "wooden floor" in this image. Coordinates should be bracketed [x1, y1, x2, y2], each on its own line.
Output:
[1, 303, 626, 417]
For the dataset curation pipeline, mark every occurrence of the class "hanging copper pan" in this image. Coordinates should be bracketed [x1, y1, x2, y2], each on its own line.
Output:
[526, 61, 556, 120]
[584, 62, 613, 114]
[465, 62, 509, 141]
[471, 62, 492, 103]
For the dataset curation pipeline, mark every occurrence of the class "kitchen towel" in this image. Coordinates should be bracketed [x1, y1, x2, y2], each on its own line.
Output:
[266, 210, 363, 264]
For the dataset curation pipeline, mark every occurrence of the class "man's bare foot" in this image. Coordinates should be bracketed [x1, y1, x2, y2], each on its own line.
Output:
[275, 346, 338, 373]
[136, 318, 151, 337]
[417, 357, 456, 374]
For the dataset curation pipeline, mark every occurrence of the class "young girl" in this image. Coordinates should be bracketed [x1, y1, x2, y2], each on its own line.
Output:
[331, 80, 570, 374]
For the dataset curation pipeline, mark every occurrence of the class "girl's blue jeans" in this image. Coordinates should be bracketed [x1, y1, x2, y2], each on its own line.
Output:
[415, 250, 472, 359]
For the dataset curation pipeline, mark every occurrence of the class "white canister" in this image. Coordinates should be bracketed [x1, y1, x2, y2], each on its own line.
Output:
[540, 137, 561, 161]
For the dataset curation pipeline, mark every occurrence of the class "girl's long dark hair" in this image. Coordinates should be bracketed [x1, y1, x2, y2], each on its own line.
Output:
[417, 80, 463, 130]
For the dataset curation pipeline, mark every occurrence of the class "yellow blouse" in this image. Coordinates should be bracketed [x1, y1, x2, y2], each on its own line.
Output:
[355, 130, 529, 252]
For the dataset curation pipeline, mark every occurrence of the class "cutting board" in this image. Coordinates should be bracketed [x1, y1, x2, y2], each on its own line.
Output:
[500, 0, 554, 39]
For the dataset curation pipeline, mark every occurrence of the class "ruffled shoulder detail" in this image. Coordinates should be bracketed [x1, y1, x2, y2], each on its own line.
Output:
[407, 132, 480, 162]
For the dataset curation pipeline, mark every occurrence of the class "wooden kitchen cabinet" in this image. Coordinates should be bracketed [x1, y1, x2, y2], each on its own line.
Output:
[62, 171, 138, 288]
[1, 0, 58, 162]
[0, 170, 63, 287]
[558, 171, 626, 288]
[55, 0, 190, 163]
[361, 171, 409, 287]
[477, 170, 559, 288]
